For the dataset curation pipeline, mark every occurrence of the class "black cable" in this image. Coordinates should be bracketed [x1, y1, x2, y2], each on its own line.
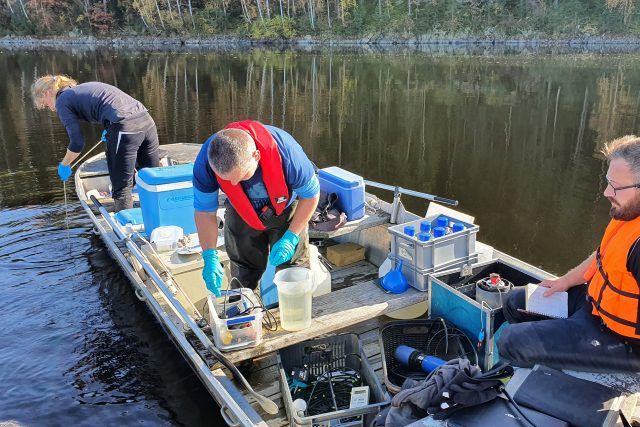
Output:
[223, 276, 278, 332]
[503, 389, 538, 427]
[290, 364, 363, 416]
[251, 290, 278, 332]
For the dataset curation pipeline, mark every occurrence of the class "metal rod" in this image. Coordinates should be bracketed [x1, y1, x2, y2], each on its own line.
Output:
[88, 195, 278, 415]
[364, 179, 458, 206]
[71, 139, 103, 169]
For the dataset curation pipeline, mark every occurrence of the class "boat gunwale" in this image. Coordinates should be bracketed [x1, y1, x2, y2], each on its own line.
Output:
[75, 146, 268, 427]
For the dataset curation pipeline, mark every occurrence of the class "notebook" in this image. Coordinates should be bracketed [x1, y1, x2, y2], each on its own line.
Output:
[446, 396, 569, 427]
[524, 283, 568, 319]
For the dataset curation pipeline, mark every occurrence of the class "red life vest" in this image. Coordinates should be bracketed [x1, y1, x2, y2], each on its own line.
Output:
[214, 120, 289, 231]
[584, 217, 640, 339]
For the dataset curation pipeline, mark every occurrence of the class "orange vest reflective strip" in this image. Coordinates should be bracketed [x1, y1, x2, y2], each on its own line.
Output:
[585, 217, 640, 339]
[215, 120, 289, 231]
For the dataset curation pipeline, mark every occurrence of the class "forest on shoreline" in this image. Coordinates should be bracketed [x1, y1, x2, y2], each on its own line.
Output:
[2, 0, 639, 41]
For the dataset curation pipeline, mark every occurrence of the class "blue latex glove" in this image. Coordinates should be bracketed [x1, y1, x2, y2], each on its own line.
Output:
[57, 162, 72, 182]
[202, 248, 224, 296]
[101, 130, 108, 142]
[269, 230, 300, 266]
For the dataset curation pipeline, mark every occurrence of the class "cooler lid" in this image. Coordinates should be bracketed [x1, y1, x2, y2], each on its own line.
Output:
[318, 166, 363, 189]
[138, 164, 194, 185]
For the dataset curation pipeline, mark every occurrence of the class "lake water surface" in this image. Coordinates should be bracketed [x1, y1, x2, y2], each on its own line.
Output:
[1, 46, 639, 426]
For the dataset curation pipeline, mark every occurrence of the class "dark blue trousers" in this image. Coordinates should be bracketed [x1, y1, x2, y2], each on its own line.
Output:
[105, 112, 159, 212]
[497, 284, 640, 372]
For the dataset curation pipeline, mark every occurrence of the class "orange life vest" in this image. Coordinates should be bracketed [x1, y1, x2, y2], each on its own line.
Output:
[584, 217, 640, 339]
[214, 120, 289, 231]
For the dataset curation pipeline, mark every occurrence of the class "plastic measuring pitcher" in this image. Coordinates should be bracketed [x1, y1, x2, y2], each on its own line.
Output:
[274, 267, 317, 331]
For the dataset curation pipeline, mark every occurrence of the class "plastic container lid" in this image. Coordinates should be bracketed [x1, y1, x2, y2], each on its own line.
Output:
[115, 208, 144, 226]
[150, 225, 184, 252]
[404, 226, 416, 237]
[420, 221, 432, 233]
[137, 164, 194, 186]
[433, 227, 446, 238]
[418, 232, 431, 242]
[318, 166, 364, 188]
[452, 222, 465, 232]
[436, 216, 449, 228]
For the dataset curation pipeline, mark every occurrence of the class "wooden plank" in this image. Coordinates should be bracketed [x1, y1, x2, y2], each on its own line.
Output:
[309, 211, 390, 239]
[224, 281, 428, 363]
[329, 260, 378, 281]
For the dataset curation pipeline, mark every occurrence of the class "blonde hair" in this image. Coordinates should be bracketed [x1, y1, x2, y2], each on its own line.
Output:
[603, 135, 640, 179]
[31, 74, 78, 109]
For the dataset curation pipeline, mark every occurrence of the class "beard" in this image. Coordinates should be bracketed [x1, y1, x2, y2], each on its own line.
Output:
[609, 195, 640, 221]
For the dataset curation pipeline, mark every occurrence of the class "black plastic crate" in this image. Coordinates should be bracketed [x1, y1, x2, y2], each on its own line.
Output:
[278, 334, 391, 427]
[379, 319, 477, 394]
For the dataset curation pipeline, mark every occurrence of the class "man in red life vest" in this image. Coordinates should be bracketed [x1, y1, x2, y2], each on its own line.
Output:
[498, 135, 640, 372]
[192, 121, 320, 295]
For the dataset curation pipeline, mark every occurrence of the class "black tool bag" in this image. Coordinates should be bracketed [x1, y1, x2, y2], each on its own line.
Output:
[510, 365, 630, 427]
[310, 190, 347, 232]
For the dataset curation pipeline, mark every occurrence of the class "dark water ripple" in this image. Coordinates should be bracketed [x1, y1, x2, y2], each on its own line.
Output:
[0, 201, 220, 426]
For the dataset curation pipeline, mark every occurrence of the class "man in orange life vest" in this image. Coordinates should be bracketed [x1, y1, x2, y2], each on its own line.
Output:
[192, 120, 320, 295]
[498, 135, 640, 372]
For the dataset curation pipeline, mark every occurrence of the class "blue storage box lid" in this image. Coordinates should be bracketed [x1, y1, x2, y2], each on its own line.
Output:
[115, 208, 144, 225]
[318, 166, 364, 189]
[138, 164, 194, 186]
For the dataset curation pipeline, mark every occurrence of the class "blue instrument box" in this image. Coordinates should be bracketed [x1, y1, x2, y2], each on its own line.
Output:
[137, 164, 197, 236]
[318, 166, 365, 221]
[428, 258, 549, 370]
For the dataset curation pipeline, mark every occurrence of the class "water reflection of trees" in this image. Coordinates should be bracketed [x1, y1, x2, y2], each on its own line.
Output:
[1, 49, 640, 271]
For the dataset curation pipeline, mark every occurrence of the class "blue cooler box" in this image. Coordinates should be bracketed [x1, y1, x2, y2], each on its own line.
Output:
[318, 166, 365, 221]
[137, 164, 197, 236]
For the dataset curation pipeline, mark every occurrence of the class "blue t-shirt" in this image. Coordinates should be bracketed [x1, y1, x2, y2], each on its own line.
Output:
[55, 82, 148, 153]
[193, 125, 318, 213]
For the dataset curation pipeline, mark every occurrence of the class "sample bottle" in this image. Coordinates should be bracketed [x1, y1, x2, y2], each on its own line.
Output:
[404, 225, 416, 237]
[436, 216, 449, 228]
[418, 232, 431, 242]
[433, 227, 446, 238]
[420, 221, 432, 234]
[452, 222, 465, 233]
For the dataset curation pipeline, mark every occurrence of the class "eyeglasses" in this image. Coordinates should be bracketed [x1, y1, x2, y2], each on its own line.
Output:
[603, 179, 640, 196]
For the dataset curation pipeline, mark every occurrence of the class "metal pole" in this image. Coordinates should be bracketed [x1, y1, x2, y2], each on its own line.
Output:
[364, 179, 458, 206]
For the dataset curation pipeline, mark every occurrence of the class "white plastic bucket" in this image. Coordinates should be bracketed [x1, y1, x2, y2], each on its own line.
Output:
[274, 267, 316, 331]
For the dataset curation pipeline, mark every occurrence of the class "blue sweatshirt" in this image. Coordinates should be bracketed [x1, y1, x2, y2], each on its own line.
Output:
[192, 125, 319, 213]
[55, 82, 148, 153]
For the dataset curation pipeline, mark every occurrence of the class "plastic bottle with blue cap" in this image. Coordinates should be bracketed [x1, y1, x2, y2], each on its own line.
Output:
[433, 227, 446, 238]
[452, 222, 465, 233]
[418, 232, 430, 242]
[404, 225, 416, 238]
[436, 216, 452, 234]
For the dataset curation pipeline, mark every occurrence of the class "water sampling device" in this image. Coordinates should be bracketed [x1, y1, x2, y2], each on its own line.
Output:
[394, 345, 446, 374]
